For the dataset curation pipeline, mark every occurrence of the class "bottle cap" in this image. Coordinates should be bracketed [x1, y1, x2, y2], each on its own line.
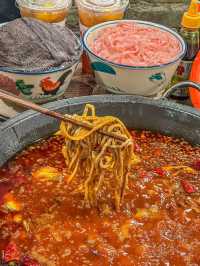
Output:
[181, 0, 200, 28]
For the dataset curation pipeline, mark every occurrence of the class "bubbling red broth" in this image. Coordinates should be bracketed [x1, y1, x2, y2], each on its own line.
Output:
[0, 130, 200, 266]
[90, 22, 181, 66]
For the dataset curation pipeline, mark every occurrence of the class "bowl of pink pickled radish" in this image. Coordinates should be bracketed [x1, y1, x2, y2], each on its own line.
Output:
[83, 20, 186, 97]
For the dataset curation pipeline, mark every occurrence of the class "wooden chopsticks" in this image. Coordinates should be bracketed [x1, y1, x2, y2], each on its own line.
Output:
[0, 89, 127, 142]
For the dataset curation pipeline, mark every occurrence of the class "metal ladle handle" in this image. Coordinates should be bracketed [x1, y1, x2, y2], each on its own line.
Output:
[162, 81, 200, 98]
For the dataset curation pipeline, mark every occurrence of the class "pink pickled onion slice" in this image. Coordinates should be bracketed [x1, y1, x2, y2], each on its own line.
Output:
[90, 23, 181, 67]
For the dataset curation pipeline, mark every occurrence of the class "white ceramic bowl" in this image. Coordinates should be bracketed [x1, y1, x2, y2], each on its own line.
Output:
[0, 22, 82, 104]
[0, 63, 80, 104]
[83, 20, 186, 97]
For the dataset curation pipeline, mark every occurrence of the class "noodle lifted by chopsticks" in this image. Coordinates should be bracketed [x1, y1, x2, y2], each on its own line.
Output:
[59, 104, 138, 210]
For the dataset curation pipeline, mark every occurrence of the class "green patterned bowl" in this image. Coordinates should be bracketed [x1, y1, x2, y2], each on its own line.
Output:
[0, 63, 80, 104]
[0, 22, 82, 103]
[83, 20, 186, 97]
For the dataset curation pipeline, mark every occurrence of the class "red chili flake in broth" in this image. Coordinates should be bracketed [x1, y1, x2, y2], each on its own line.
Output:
[153, 167, 165, 177]
[140, 170, 153, 181]
[0, 182, 12, 205]
[134, 143, 142, 153]
[15, 171, 27, 185]
[192, 160, 200, 171]
[153, 149, 162, 157]
[23, 256, 40, 266]
[3, 242, 20, 262]
[181, 180, 197, 194]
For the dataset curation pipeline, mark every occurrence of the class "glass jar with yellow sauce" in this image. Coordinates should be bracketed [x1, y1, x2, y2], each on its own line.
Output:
[76, 0, 129, 73]
[16, 0, 72, 25]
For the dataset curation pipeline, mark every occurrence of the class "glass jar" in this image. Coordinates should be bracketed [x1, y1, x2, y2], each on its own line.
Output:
[76, 0, 129, 73]
[170, 27, 200, 100]
[16, 0, 72, 25]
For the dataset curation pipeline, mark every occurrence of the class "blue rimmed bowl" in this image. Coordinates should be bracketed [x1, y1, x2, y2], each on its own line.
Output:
[0, 63, 80, 104]
[0, 22, 82, 104]
[83, 20, 186, 97]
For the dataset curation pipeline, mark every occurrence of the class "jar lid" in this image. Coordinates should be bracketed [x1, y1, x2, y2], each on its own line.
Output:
[16, 0, 72, 11]
[76, 0, 129, 12]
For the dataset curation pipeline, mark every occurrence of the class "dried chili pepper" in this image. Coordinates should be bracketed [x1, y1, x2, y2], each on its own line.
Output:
[3, 242, 20, 263]
[153, 167, 165, 177]
[181, 180, 197, 194]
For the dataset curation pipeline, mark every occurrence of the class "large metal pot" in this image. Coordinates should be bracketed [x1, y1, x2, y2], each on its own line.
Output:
[0, 95, 200, 167]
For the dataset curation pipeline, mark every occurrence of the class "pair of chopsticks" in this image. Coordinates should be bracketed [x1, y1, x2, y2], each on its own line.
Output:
[0, 89, 127, 142]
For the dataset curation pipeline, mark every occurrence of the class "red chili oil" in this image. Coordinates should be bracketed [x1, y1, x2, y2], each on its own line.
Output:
[0, 130, 200, 265]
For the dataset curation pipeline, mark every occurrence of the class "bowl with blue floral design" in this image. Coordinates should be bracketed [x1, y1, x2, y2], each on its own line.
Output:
[0, 18, 82, 103]
[83, 20, 186, 97]
[0, 64, 80, 104]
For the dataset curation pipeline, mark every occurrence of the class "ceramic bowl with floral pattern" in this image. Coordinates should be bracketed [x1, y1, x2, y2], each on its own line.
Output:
[0, 63, 80, 104]
[83, 20, 186, 97]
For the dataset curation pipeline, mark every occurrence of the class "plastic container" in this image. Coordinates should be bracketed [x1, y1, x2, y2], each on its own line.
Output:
[76, 0, 129, 73]
[16, 0, 72, 25]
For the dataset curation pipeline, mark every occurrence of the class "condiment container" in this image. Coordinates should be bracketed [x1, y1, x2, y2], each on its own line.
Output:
[170, 0, 200, 100]
[16, 0, 72, 25]
[76, 0, 129, 74]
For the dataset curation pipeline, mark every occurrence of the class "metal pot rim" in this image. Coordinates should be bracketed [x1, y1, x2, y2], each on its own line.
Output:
[1, 95, 199, 131]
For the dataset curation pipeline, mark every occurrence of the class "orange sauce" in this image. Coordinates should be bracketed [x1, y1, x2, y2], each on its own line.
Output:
[19, 7, 68, 23]
[78, 8, 125, 28]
